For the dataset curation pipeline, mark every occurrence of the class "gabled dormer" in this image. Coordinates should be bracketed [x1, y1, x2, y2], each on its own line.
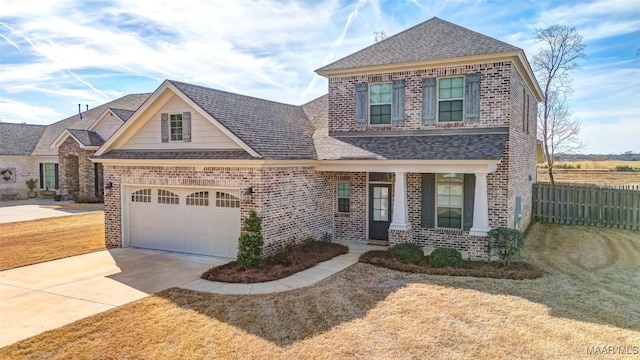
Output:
[315, 17, 543, 133]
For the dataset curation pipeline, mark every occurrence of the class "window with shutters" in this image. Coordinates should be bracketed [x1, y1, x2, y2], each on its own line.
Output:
[438, 77, 464, 122]
[131, 189, 151, 203]
[158, 189, 179, 205]
[216, 192, 240, 208]
[170, 114, 183, 141]
[337, 181, 350, 213]
[436, 173, 464, 229]
[186, 191, 209, 206]
[369, 83, 392, 125]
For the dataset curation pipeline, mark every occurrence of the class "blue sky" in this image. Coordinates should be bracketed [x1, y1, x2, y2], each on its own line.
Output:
[1, 0, 638, 154]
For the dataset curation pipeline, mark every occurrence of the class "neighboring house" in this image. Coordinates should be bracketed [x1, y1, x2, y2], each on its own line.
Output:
[0, 123, 47, 199]
[0, 94, 149, 201]
[94, 18, 542, 260]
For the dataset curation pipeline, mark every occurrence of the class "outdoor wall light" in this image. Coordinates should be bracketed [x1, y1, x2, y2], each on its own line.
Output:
[243, 186, 253, 196]
[104, 182, 113, 190]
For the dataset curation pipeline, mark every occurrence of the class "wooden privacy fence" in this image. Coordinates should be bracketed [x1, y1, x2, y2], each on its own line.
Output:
[533, 182, 640, 230]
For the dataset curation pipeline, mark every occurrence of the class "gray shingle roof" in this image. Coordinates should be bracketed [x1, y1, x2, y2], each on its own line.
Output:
[109, 108, 136, 122]
[169, 80, 316, 160]
[67, 129, 104, 147]
[315, 128, 508, 160]
[0, 123, 46, 156]
[32, 93, 150, 156]
[95, 149, 254, 160]
[317, 17, 520, 73]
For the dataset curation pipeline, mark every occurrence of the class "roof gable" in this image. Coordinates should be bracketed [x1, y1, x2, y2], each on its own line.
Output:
[32, 93, 150, 156]
[317, 17, 520, 73]
[168, 81, 316, 160]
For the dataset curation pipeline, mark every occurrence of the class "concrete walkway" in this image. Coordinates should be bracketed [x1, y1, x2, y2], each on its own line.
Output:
[180, 241, 381, 294]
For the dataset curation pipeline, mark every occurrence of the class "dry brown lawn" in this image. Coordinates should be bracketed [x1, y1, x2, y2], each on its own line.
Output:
[1, 223, 639, 359]
[537, 169, 640, 185]
[554, 160, 640, 170]
[0, 212, 105, 270]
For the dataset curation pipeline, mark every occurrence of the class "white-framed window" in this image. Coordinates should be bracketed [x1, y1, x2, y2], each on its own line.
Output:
[216, 191, 240, 208]
[132, 189, 151, 203]
[158, 189, 179, 205]
[170, 114, 183, 141]
[337, 181, 350, 213]
[186, 191, 209, 206]
[436, 173, 463, 229]
[438, 77, 464, 122]
[369, 83, 392, 125]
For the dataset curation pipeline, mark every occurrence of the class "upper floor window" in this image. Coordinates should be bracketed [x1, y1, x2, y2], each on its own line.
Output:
[170, 114, 183, 141]
[438, 77, 464, 122]
[369, 83, 392, 125]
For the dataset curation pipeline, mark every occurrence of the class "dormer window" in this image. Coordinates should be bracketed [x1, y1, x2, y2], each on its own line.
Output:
[369, 83, 392, 125]
[170, 114, 183, 141]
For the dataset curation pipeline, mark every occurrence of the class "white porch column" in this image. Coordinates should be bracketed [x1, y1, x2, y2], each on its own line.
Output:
[469, 172, 490, 236]
[389, 172, 411, 231]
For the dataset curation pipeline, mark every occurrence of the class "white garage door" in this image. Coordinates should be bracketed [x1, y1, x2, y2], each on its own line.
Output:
[127, 186, 241, 258]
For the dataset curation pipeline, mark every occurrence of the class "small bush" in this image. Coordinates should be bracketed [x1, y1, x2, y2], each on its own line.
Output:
[615, 165, 639, 172]
[430, 248, 462, 268]
[236, 210, 263, 269]
[391, 243, 424, 264]
[487, 228, 525, 266]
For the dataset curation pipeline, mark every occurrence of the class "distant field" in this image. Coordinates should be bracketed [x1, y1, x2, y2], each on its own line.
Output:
[537, 160, 640, 185]
[551, 160, 640, 170]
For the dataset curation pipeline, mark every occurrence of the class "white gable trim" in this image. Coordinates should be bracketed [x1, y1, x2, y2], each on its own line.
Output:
[95, 81, 260, 158]
[51, 129, 100, 151]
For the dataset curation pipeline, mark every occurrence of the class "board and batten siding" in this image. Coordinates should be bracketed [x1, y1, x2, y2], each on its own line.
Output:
[120, 94, 241, 150]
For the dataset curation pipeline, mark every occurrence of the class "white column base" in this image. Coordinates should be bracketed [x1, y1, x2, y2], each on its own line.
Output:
[389, 223, 412, 231]
[469, 227, 490, 237]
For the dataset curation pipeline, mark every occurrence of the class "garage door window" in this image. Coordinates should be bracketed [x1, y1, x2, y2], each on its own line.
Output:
[158, 189, 179, 205]
[132, 189, 151, 202]
[216, 191, 240, 208]
[186, 191, 209, 206]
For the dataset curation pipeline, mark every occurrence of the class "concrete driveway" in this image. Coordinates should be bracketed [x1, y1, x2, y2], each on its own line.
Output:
[0, 199, 102, 223]
[0, 248, 230, 347]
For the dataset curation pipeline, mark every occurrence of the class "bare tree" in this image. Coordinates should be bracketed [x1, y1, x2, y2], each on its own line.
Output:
[374, 31, 387, 43]
[533, 25, 586, 184]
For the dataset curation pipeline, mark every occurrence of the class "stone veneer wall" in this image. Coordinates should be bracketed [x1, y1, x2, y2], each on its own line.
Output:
[102, 165, 333, 255]
[328, 62, 514, 132]
[58, 137, 100, 202]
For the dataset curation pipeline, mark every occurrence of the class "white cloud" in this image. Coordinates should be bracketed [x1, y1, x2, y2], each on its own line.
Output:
[0, 98, 63, 124]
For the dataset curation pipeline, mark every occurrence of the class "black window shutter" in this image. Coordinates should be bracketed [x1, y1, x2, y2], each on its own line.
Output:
[463, 174, 476, 231]
[391, 79, 405, 125]
[421, 78, 436, 124]
[464, 73, 480, 122]
[54, 164, 59, 189]
[421, 173, 435, 228]
[355, 82, 368, 127]
[182, 111, 191, 142]
[39, 163, 44, 189]
[161, 113, 169, 142]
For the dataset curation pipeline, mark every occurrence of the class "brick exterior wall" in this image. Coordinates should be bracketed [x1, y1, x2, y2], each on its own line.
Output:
[328, 62, 514, 132]
[331, 172, 368, 242]
[58, 137, 101, 202]
[102, 164, 333, 256]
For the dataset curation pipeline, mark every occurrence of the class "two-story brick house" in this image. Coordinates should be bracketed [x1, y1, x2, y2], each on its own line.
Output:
[94, 18, 542, 260]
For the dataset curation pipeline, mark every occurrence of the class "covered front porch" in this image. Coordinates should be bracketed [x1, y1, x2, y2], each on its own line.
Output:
[318, 160, 502, 260]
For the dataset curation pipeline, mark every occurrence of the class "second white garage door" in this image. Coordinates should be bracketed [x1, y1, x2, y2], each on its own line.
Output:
[127, 186, 241, 258]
